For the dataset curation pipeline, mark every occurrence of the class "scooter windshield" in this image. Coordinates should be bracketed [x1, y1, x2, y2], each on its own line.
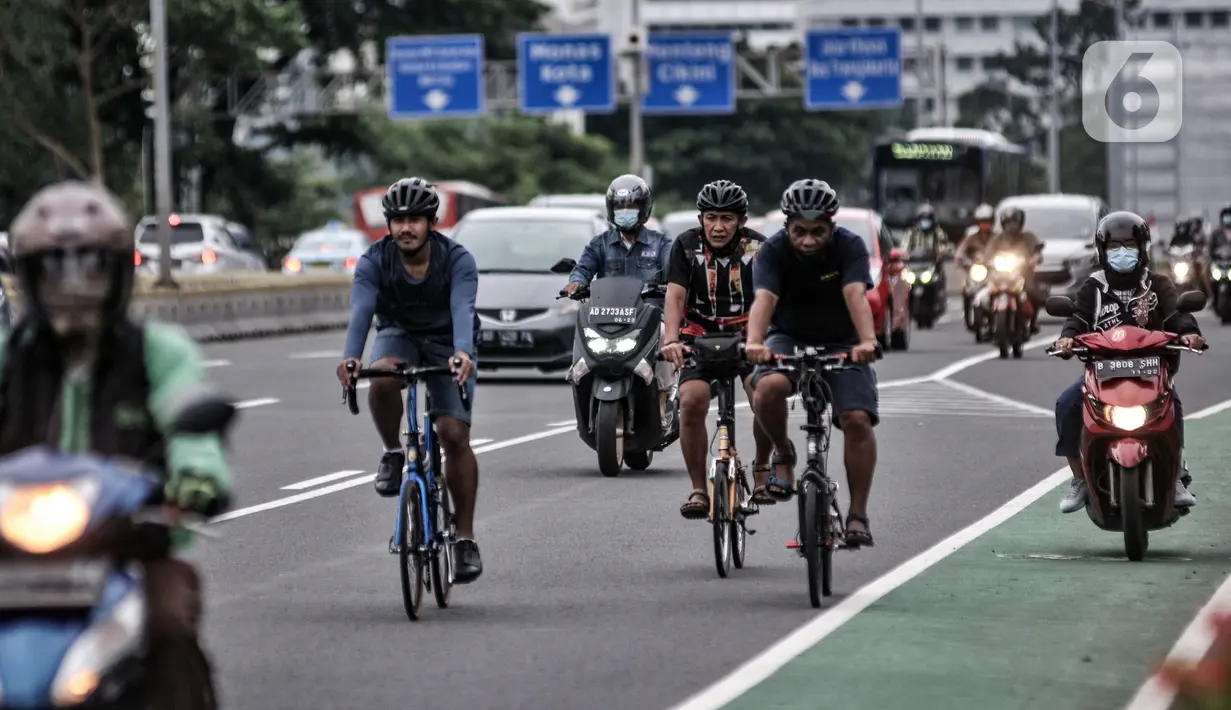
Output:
[586, 276, 645, 327]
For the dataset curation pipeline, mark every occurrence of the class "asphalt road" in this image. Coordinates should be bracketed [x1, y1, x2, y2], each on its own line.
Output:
[188, 304, 1231, 710]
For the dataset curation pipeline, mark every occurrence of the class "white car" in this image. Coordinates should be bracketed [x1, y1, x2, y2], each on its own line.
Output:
[135, 214, 267, 274]
[994, 193, 1107, 299]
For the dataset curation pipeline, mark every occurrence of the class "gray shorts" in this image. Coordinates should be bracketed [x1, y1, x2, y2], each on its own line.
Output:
[369, 327, 476, 425]
[749, 332, 879, 429]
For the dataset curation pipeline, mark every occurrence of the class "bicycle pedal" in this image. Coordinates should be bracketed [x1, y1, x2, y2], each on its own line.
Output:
[785, 540, 802, 549]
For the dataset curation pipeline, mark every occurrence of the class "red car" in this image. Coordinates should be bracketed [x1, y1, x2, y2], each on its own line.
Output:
[833, 207, 912, 351]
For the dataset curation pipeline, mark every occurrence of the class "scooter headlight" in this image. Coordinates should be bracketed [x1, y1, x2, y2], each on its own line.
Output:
[919, 269, 934, 284]
[0, 478, 98, 554]
[583, 328, 642, 356]
[51, 588, 145, 706]
[902, 269, 916, 285]
[969, 264, 988, 282]
[993, 252, 1021, 272]
[1105, 405, 1148, 431]
[1173, 261, 1191, 281]
[1212, 265, 1224, 280]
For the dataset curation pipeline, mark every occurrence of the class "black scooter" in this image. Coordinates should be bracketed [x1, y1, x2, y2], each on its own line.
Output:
[550, 258, 679, 477]
[906, 249, 948, 329]
[1209, 245, 1231, 324]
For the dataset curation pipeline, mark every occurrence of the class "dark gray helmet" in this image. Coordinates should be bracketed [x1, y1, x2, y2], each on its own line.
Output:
[999, 206, 1025, 228]
[1221, 204, 1231, 227]
[780, 179, 839, 220]
[916, 203, 936, 219]
[1095, 210, 1152, 268]
[697, 180, 749, 215]
[382, 178, 440, 221]
[605, 174, 653, 227]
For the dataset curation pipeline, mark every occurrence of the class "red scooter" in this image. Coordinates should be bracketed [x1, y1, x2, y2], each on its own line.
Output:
[1044, 291, 1208, 561]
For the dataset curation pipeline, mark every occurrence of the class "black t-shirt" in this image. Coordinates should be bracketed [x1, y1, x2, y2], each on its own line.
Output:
[666, 227, 767, 335]
[752, 227, 873, 346]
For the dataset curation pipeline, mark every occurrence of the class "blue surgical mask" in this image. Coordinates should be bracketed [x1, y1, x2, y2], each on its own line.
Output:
[920, 219, 934, 231]
[1107, 246, 1140, 273]
[613, 209, 640, 230]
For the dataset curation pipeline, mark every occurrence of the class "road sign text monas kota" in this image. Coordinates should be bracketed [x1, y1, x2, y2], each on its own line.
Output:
[531, 40, 605, 84]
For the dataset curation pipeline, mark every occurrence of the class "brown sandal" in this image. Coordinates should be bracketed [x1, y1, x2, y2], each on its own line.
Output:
[680, 489, 709, 520]
[750, 464, 777, 505]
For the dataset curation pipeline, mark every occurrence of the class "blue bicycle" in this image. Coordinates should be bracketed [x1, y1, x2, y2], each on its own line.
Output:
[344, 358, 470, 621]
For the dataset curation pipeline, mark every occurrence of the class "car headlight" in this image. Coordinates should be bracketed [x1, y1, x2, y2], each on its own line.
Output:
[1173, 261, 1191, 280]
[0, 478, 98, 553]
[51, 588, 145, 706]
[993, 252, 1021, 272]
[1105, 405, 1147, 431]
[583, 327, 642, 355]
[969, 264, 988, 282]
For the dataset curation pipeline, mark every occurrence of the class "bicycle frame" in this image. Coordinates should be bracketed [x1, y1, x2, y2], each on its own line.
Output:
[393, 382, 444, 558]
[795, 370, 835, 490]
[710, 372, 741, 510]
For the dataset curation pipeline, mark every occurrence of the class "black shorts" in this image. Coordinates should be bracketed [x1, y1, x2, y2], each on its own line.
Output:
[679, 360, 755, 387]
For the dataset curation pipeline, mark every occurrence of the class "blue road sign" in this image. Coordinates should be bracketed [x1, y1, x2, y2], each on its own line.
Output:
[386, 34, 485, 119]
[804, 27, 903, 111]
[643, 33, 736, 115]
[517, 33, 615, 114]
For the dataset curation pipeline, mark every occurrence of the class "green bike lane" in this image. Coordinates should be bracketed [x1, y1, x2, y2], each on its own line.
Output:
[694, 409, 1231, 710]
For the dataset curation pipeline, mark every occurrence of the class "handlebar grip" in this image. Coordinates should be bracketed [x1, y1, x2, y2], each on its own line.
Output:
[453, 356, 472, 411]
[344, 360, 360, 415]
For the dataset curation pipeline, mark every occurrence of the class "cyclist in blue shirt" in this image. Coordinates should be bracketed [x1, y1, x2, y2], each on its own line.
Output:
[563, 174, 677, 424]
[335, 178, 484, 583]
[744, 179, 881, 548]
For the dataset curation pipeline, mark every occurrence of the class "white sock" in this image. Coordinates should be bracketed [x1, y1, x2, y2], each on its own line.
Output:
[384, 445, 402, 454]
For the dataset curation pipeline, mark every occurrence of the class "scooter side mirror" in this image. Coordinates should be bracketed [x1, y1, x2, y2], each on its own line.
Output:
[1045, 296, 1076, 318]
[1175, 290, 1207, 313]
[550, 258, 577, 274]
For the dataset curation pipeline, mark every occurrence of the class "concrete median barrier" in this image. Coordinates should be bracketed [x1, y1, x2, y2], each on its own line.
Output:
[1, 272, 354, 342]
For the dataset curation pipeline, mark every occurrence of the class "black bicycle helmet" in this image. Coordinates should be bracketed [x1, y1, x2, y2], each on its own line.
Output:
[1094, 210, 1152, 268]
[780, 179, 840, 220]
[382, 178, 440, 221]
[999, 206, 1025, 228]
[696, 180, 749, 215]
[605, 174, 653, 227]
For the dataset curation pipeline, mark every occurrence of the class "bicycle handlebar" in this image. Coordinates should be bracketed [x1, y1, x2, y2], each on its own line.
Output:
[656, 341, 747, 369]
[763, 343, 883, 372]
[342, 358, 470, 415]
[556, 283, 667, 301]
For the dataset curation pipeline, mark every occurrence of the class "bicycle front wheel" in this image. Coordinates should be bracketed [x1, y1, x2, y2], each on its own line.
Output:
[430, 483, 455, 609]
[711, 460, 731, 578]
[799, 478, 824, 609]
[399, 482, 425, 621]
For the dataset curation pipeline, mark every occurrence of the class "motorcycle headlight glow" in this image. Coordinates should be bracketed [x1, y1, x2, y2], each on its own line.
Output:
[1105, 405, 1148, 431]
[583, 327, 642, 356]
[1173, 261, 1191, 280]
[920, 269, 934, 284]
[902, 269, 916, 285]
[1212, 265, 1224, 280]
[0, 478, 97, 553]
[993, 252, 1021, 272]
[51, 588, 145, 706]
[969, 264, 988, 282]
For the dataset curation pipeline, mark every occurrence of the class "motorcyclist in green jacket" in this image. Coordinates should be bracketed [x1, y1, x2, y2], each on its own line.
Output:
[0, 181, 232, 710]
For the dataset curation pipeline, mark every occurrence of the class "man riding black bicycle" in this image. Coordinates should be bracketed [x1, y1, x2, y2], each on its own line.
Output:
[334, 177, 484, 584]
[660, 180, 774, 520]
[744, 179, 881, 548]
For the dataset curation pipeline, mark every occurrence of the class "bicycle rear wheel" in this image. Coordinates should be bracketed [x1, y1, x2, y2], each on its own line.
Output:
[711, 460, 732, 578]
[399, 482, 425, 621]
[799, 477, 823, 608]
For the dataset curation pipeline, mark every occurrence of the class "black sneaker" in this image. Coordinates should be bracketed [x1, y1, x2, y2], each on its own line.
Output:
[374, 451, 404, 497]
[453, 539, 483, 584]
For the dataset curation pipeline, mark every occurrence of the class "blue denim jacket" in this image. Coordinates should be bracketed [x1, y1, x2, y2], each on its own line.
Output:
[567, 226, 673, 287]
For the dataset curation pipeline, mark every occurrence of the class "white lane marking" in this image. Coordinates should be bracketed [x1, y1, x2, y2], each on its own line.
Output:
[662, 464, 1073, 710]
[287, 350, 337, 360]
[282, 470, 365, 491]
[935, 378, 1054, 417]
[471, 438, 494, 446]
[235, 398, 279, 409]
[203, 359, 231, 368]
[1121, 394, 1231, 710]
[547, 420, 575, 427]
[211, 426, 576, 524]
[211, 336, 1061, 523]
